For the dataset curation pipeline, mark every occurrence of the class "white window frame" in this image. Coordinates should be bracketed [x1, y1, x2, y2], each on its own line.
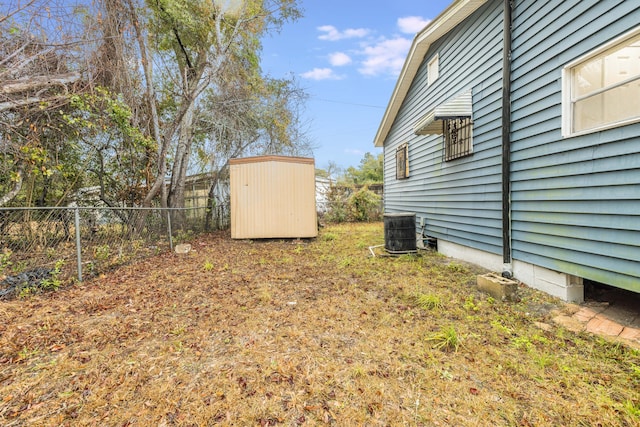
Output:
[428, 54, 439, 86]
[562, 26, 640, 137]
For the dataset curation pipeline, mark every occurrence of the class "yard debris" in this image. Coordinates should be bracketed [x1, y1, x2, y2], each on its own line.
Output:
[174, 243, 192, 254]
[0, 267, 53, 300]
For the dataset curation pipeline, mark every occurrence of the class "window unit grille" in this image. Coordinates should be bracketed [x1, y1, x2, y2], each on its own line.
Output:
[443, 117, 473, 161]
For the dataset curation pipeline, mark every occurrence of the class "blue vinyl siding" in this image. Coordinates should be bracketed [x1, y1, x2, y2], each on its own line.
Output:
[382, 0, 640, 294]
[510, 0, 640, 292]
[383, 0, 504, 255]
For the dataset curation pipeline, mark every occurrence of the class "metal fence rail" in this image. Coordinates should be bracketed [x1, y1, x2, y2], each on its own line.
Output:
[0, 206, 220, 298]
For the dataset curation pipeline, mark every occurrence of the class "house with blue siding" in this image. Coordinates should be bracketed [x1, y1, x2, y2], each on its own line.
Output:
[374, 0, 640, 302]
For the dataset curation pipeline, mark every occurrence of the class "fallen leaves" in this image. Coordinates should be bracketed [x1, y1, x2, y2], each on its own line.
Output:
[48, 343, 65, 352]
[0, 224, 637, 426]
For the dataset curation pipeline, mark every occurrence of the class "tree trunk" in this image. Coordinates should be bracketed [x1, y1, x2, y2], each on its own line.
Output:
[167, 102, 195, 209]
[36, 172, 50, 207]
[204, 172, 221, 231]
[125, 0, 165, 208]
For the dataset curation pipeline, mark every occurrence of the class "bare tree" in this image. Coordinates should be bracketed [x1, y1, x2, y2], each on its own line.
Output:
[0, 0, 89, 206]
[1, 0, 310, 212]
[94, 0, 303, 209]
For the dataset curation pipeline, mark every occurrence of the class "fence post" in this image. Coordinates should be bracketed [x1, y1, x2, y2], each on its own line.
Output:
[74, 207, 83, 282]
[167, 209, 174, 252]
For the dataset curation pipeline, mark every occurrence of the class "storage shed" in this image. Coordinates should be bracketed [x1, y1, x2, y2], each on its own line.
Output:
[229, 155, 317, 239]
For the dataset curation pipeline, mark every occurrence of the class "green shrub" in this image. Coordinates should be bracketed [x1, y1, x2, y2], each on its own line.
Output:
[0, 249, 12, 274]
[325, 185, 382, 223]
[347, 186, 382, 222]
[324, 186, 350, 223]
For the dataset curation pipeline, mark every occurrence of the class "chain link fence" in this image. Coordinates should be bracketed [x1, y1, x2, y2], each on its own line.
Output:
[0, 206, 225, 299]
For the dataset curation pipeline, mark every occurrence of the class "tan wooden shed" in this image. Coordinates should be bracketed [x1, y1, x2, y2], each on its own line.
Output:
[229, 155, 317, 239]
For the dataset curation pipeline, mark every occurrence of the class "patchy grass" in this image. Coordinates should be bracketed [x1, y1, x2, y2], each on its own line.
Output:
[0, 222, 638, 426]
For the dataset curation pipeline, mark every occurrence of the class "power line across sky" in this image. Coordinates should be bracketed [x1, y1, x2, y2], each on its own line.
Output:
[261, 0, 451, 170]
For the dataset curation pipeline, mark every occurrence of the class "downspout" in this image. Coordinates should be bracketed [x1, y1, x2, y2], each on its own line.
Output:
[501, 0, 513, 278]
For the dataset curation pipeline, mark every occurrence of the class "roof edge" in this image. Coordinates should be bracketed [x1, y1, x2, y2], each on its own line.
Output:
[373, 0, 488, 147]
[229, 155, 315, 165]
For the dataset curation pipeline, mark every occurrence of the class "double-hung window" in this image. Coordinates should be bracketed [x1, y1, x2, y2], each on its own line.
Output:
[563, 26, 640, 136]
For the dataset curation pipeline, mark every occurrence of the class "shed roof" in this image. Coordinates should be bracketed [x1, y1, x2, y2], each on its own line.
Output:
[373, 0, 488, 147]
[229, 155, 314, 165]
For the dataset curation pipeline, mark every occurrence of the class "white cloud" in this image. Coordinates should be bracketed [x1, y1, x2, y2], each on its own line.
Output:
[318, 25, 370, 41]
[357, 37, 412, 77]
[301, 68, 344, 81]
[308, 18, 427, 79]
[397, 16, 431, 34]
[329, 52, 352, 67]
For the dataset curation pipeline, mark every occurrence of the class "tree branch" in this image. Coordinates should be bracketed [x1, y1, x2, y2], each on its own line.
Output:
[0, 164, 24, 207]
[0, 72, 80, 95]
[0, 95, 68, 112]
[154, 0, 193, 70]
[0, 0, 38, 25]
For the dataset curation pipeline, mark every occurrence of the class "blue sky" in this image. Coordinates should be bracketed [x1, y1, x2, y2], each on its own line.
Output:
[260, 0, 452, 172]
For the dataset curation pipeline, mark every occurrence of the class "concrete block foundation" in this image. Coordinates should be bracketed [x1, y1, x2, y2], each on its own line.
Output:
[477, 273, 519, 302]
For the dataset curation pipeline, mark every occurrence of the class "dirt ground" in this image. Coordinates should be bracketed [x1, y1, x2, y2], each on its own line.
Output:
[1, 223, 638, 426]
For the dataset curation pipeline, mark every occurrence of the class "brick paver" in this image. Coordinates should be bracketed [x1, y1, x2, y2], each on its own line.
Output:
[619, 326, 640, 342]
[585, 315, 624, 337]
[573, 307, 600, 323]
[554, 300, 639, 349]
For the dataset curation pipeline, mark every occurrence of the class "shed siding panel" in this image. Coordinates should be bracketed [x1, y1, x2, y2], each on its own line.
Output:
[510, 0, 640, 292]
[230, 158, 317, 239]
[384, 0, 504, 255]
